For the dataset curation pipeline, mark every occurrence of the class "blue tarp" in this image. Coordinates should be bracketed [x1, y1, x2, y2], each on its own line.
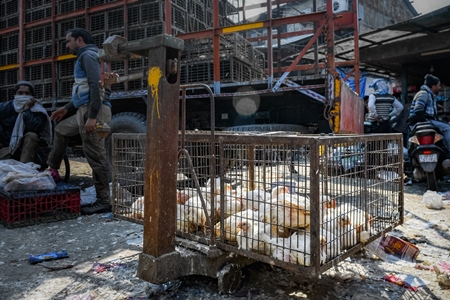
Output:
[337, 68, 367, 98]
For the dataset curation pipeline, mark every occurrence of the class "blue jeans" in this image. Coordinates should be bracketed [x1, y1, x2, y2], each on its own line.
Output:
[430, 120, 450, 153]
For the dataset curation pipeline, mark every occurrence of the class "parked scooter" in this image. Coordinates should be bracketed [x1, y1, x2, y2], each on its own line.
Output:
[408, 121, 450, 191]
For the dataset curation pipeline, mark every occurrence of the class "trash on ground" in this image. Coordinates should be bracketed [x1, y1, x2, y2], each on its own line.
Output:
[364, 234, 420, 263]
[126, 237, 143, 247]
[423, 190, 444, 209]
[383, 273, 428, 291]
[65, 291, 98, 300]
[434, 261, 450, 288]
[92, 261, 127, 273]
[80, 186, 96, 206]
[29, 250, 69, 264]
[438, 191, 450, 200]
[146, 280, 182, 297]
[415, 263, 435, 272]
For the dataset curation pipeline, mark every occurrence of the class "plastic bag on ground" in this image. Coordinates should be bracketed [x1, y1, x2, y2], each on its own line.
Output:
[423, 190, 444, 209]
[3, 171, 56, 191]
[0, 159, 41, 188]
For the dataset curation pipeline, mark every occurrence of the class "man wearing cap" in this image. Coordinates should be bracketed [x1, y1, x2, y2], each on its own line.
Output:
[0, 81, 52, 163]
[366, 78, 404, 133]
[408, 74, 450, 149]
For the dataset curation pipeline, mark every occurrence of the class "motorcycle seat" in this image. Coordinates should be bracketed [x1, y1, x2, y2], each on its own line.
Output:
[411, 122, 439, 135]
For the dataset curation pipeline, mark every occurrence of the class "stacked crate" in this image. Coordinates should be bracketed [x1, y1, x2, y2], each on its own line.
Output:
[181, 33, 266, 84]
[25, 0, 51, 23]
[23, 23, 53, 99]
[2, 0, 256, 100]
[0, 0, 19, 29]
[0, 31, 19, 101]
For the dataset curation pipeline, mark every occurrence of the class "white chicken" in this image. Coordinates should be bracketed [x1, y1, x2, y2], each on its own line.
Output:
[214, 209, 254, 242]
[177, 190, 189, 204]
[321, 228, 341, 260]
[214, 193, 244, 218]
[181, 187, 211, 203]
[335, 203, 374, 243]
[268, 197, 311, 238]
[206, 177, 233, 197]
[184, 196, 211, 234]
[323, 211, 358, 250]
[241, 189, 272, 211]
[289, 231, 326, 266]
[236, 219, 272, 255]
[176, 203, 191, 232]
[271, 185, 290, 199]
[271, 231, 326, 266]
[130, 196, 144, 220]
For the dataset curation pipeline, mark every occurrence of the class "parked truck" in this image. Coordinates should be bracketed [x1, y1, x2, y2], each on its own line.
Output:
[0, 0, 366, 162]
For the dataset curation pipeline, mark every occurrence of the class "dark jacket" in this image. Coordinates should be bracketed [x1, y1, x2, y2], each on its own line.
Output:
[0, 101, 47, 147]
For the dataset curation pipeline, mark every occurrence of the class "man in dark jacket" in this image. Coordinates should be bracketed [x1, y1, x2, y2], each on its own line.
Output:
[408, 74, 450, 150]
[46, 28, 112, 215]
[0, 81, 51, 163]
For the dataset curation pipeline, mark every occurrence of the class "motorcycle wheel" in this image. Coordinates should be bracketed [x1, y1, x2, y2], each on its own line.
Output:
[426, 172, 438, 191]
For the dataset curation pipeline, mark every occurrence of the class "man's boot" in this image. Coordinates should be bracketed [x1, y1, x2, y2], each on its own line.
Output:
[81, 197, 112, 215]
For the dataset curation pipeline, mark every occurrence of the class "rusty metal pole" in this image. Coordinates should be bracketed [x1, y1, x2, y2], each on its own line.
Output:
[100, 34, 184, 283]
[141, 35, 183, 257]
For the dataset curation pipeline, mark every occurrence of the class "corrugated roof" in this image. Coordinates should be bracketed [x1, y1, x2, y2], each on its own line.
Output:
[303, 4, 450, 84]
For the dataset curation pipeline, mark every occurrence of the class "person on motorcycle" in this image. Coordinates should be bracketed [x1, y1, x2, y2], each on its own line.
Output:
[407, 74, 449, 149]
[367, 78, 404, 133]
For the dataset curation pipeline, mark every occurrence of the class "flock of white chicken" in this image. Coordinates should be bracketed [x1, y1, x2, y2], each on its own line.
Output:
[129, 177, 375, 267]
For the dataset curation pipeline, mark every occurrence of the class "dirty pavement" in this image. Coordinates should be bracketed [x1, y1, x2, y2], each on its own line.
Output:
[0, 158, 449, 300]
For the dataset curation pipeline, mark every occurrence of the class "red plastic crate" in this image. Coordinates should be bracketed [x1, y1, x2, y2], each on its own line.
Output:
[0, 183, 80, 228]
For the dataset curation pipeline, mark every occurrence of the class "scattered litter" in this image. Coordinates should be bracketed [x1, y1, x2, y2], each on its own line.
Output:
[423, 190, 443, 209]
[80, 186, 96, 206]
[364, 234, 420, 263]
[101, 212, 114, 218]
[415, 263, 435, 272]
[66, 291, 98, 300]
[92, 261, 127, 273]
[29, 250, 69, 264]
[126, 237, 143, 247]
[434, 261, 450, 288]
[145, 280, 182, 297]
[383, 273, 428, 291]
[438, 191, 450, 200]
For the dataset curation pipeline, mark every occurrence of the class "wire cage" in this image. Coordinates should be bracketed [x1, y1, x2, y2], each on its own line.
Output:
[112, 131, 403, 276]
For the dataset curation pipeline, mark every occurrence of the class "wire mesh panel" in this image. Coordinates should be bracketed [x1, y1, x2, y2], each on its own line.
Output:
[112, 133, 147, 224]
[113, 131, 403, 277]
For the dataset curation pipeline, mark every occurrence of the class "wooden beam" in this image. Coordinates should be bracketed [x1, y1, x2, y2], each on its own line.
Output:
[360, 30, 450, 63]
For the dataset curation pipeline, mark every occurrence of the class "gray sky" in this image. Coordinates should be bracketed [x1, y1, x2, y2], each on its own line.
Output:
[412, 0, 450, 14]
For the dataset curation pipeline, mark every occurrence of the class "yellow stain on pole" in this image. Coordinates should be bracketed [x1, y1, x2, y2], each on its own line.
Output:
[148, 66, 163, 119]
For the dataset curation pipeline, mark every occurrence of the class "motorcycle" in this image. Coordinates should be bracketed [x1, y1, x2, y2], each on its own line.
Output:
[408, 121, 450, 191]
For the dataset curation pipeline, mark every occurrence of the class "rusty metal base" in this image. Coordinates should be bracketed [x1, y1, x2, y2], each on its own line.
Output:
[137, 237, 255, 294]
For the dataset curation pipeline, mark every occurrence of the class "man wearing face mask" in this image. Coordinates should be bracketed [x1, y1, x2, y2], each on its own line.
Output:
[0, 81, 52, 163]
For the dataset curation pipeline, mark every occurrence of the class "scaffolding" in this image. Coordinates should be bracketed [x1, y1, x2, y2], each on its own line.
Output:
[0, 0, 360, 105]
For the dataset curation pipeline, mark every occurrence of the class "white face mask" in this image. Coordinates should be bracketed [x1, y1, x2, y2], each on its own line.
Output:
[13, 95, 33, 113]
